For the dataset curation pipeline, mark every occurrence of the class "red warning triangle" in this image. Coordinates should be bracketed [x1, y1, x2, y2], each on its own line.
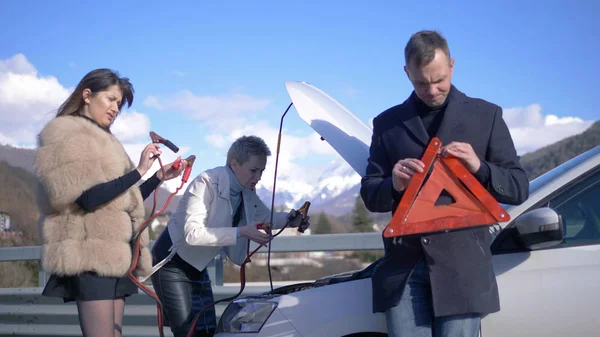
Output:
[383, 137, 510, 238]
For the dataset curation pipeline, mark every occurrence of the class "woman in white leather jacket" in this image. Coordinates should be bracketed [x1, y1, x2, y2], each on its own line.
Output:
[150, 135, 310, 337]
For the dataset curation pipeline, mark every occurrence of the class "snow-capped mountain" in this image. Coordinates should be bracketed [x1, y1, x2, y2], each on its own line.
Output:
[255, 159, 361, 212]
[0, 142, 363, 216]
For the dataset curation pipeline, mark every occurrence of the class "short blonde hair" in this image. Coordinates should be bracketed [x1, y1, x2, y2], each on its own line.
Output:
[226, 135, 271, 166]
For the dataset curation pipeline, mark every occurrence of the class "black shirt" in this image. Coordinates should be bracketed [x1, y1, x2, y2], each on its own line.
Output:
[411, 89, 491, 195]
[76, 170, 161, 211]
[413, 91, 449, 138]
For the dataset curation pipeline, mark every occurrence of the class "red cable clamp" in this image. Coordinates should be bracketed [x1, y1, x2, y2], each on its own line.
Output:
[178, 155, 196, 183]
[150, 131, 179, 153]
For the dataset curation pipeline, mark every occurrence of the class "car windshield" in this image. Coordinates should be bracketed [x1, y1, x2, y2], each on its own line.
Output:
[500, 146, 600, 212]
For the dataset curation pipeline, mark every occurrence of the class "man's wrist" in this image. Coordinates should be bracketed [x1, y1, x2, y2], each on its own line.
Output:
[473, 159, 491, 185]
[393, 182, 406, 193]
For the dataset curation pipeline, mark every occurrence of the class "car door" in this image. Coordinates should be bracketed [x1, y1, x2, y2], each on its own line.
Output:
[482, 169, 600, 337]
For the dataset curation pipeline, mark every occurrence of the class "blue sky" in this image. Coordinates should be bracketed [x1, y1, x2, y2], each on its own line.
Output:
[1, 0, 598, 193]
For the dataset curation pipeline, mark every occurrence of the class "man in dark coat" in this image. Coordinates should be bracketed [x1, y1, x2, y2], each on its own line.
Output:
[360, 30, 529, 337]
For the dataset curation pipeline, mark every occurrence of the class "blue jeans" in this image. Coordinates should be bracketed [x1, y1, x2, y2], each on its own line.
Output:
[385, 261, 481, 337]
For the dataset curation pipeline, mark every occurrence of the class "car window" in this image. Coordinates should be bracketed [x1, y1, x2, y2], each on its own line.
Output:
[548, 170, 600, 246]
[492, 168, 600, 254]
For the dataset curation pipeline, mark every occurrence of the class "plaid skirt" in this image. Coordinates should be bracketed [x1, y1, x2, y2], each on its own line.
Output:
[151, 230, 217, 336]
[189, 266, 217, 332]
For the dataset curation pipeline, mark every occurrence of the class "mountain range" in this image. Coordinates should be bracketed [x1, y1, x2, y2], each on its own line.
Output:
[262, 120, 600, 215]
[255, 159, 362, 215]
[1, 120, 599, 225]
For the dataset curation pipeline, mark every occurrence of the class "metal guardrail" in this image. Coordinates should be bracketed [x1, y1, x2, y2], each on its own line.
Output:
[0, 233, 384, 336]
[1, 233, 384, 287]
[0, 286, 267, 337]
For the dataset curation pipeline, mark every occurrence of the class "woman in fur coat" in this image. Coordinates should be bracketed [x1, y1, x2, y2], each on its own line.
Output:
[149, 135, 310, 337]
[35, 68, 186, 337]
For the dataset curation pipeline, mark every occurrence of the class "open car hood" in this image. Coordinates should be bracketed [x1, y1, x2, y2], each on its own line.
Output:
[263, 81, 376, 296]
[233, 82, 376, 298]
[284, 81, 372, 177]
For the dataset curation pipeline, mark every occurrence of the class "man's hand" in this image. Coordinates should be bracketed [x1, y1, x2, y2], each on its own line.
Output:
[239, 221, 270, 245]
[441, 142, 481, 173]
[392, 158, 425, 192]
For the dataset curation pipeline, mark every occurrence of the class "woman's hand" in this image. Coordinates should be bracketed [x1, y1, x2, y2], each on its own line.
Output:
[286, 209, 309, 228]
[157, 156, 187, 181]
[239, 221, 271, 246]
[136, 143, 162, 177]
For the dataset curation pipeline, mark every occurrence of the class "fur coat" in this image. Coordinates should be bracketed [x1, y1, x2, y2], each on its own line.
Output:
[35, 115, 152, 278]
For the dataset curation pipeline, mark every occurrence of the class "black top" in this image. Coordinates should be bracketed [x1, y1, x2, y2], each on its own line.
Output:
[413, 91, 449, 138]
[413, 90, 491, 185]
[76, 170, 161, 211]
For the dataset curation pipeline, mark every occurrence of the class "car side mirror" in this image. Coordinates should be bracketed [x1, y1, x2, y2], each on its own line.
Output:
[515, 207, 564, 250]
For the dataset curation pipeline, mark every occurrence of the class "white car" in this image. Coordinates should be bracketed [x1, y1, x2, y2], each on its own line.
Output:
[214, 82, 600, 337]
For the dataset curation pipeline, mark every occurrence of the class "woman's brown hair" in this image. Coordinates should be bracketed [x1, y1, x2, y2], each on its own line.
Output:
[56, 68, 134, 118]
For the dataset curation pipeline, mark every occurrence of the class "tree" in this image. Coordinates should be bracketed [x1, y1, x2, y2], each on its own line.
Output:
[313, 211, 333, 234]
[351, 194, 372, 232]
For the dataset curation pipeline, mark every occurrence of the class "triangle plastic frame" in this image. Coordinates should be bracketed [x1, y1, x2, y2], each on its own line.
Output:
[383, 137, 510, 238]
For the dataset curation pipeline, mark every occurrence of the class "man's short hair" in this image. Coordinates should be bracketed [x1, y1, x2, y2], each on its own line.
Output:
[226, 135, 271, 166]
[404, 30, 451, 67]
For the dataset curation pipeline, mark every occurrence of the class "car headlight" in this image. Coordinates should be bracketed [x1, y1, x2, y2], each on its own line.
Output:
[216, 299, 277, 333]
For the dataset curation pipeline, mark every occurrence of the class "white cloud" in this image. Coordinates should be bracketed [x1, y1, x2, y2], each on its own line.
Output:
[502, 104, 595, 154]
[112, 110, 195, 193]
[142, 89, 329, 193]
[0, 132, 17, 146]
[202, 117, 337, 194]
[111, 109, 151, 142]
[144, 91, 270, 120]
[0, 54, 158, 145]
[0, 54, 196, 195]
[205, 133, 227, 148]
[0, 54, 71, 145]
[0, 54, 37, 75]
[143, 96, 163, 109]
